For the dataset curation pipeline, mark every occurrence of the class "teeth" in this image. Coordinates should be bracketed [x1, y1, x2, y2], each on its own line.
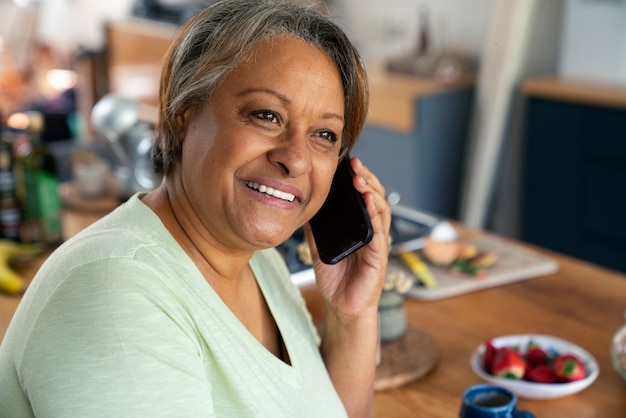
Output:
[245, 181, 295, 202]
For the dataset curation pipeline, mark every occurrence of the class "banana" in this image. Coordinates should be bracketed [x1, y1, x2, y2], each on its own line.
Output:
[0, 264, 26, 295]
[0, 240, 41, 295]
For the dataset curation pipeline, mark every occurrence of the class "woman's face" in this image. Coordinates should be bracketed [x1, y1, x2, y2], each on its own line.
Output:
[178, 36, 345, 251]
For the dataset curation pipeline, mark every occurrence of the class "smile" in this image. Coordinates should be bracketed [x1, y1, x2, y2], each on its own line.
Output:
[245, 181, 296, 202]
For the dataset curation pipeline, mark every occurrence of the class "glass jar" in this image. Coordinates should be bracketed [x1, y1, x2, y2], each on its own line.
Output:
[378, 290, 407, 342]
[611, 310, 626, 381]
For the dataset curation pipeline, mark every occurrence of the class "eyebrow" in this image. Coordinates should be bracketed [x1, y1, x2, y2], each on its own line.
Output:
[237, 87, 345, 123]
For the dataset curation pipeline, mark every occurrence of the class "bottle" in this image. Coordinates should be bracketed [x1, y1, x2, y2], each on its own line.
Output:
[0, 128, 22, 241]
[416, 7, 430, 57]
[611, 310, 626, 381]
[14, 111, 62, 246]
[410, 6, 438, 77]
[0, 111, 21, 241]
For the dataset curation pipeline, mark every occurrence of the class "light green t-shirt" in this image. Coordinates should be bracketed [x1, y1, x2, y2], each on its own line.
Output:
[0, 194, 347, 418]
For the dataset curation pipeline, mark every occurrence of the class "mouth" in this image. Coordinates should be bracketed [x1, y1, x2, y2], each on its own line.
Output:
[245, 181, 296, 203]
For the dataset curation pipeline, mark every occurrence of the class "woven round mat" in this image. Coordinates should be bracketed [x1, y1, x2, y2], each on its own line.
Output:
[375, 325, 440, 391]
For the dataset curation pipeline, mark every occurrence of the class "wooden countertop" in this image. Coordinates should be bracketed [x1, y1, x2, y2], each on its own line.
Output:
[522, 77, 626, 109]
[3, 210, 626, 416]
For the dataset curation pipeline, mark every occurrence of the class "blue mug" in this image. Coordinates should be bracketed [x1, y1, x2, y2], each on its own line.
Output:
[459, 384, 534, 418]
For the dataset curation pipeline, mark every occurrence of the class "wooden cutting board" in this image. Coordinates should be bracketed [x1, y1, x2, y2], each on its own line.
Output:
[402, 235, 559, 301]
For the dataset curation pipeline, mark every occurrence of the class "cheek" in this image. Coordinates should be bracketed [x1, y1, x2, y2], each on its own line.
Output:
[181, 137, 204, 178]
[181, 121, 218, 173]
[310, 163, 337, 210]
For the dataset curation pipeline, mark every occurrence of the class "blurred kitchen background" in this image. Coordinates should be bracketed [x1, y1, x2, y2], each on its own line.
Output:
[0, 0, 625, 273]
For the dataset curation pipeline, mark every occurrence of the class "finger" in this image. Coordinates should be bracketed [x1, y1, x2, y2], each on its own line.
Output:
[350, 158, 386, 198]
[347, 158, 392, 254]
[362, 185, 392, 247]
[358, 182, 392, 236]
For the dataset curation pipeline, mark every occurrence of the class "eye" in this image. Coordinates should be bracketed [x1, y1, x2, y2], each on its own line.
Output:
[252, 110, 279, 124]
[318, 130, 339, 144]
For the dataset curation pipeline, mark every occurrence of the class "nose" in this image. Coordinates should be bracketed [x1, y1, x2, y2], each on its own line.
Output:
[267, 128, 312, 177]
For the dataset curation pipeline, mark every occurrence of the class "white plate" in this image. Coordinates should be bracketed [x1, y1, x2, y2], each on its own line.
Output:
[470, 334, 599, 400]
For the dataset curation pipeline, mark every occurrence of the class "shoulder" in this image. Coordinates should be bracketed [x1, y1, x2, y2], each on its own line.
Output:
[46, 193, 179, 273]
[10, 193, 200, 350]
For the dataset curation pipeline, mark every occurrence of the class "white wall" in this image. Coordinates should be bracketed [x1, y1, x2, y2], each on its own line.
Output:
[37, 0, 134, 52]
[330, 0, 493, 62]
[559, 0, 626, 83]
[0, 1, 39, 71]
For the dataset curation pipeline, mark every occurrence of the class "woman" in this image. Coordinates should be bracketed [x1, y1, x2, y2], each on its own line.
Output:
[0, 0, 391, 416]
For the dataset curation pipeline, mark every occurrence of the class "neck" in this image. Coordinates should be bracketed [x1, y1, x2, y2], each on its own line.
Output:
[142, 181, 253, 287]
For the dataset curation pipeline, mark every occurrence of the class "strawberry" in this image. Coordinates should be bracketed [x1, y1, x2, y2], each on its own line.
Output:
[526, 345, 548, 366]
[552, 354, 586, 382]
[491, 347, 526, 379]
[525, 364, 557, 383]
[483, 340, 497, 373]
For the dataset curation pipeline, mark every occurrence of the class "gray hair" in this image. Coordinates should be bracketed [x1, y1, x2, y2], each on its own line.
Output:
[153, 0, 369, 174]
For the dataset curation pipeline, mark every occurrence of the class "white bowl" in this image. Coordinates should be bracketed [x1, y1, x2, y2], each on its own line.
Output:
[470, 334, 599, 400]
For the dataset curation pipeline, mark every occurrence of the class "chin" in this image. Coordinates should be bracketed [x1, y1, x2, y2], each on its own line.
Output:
[246, 225, 295, 249]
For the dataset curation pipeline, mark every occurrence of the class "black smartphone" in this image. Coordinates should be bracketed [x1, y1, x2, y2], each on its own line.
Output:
[309, 155, 374, 264]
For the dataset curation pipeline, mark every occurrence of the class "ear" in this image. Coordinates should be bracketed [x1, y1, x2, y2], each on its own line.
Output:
[175, 109, 192, 140]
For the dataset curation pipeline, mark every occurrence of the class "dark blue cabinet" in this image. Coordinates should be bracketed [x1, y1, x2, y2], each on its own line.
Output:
[353, 87, 474, 219]
[523, 97, 626, 274]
